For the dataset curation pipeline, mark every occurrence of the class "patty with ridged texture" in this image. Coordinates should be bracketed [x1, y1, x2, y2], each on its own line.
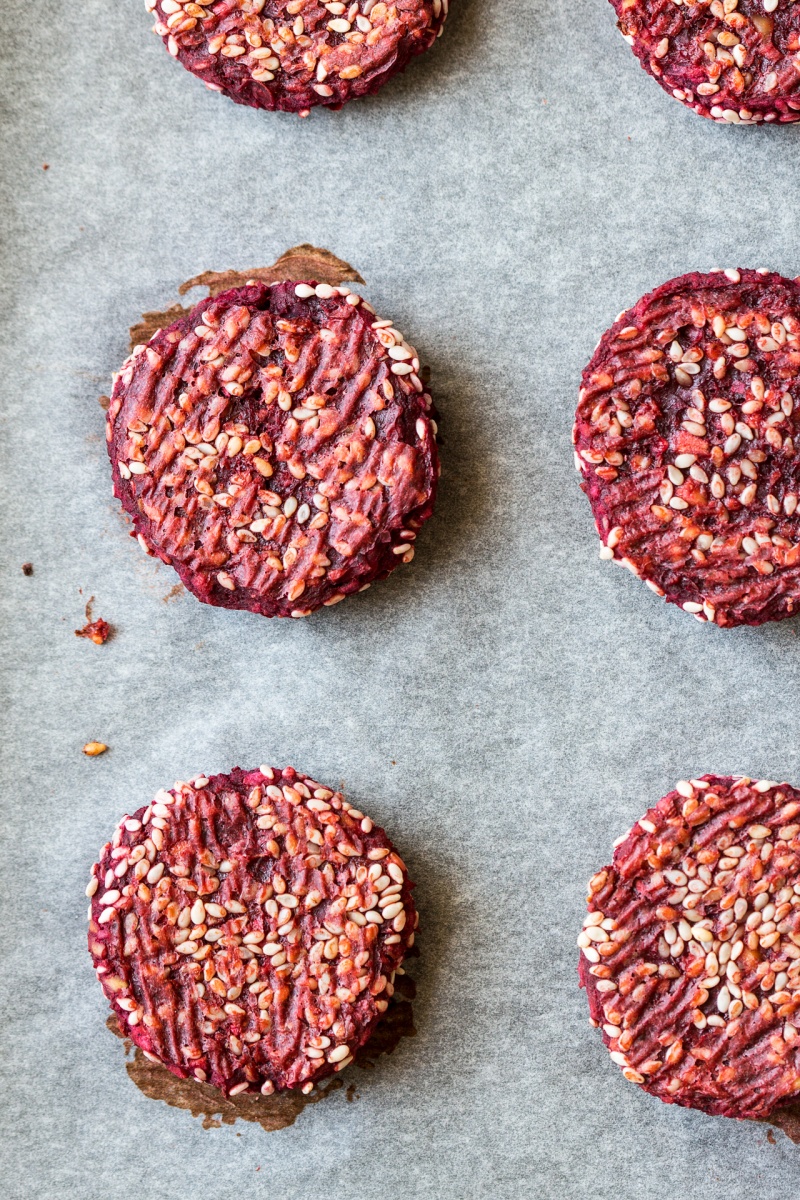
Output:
[609, 0, 800, 124]
[580, 775, 800, 1120]
[574, 268, 800, 627]
[148, 0, 449, 114]
[87, 766, 417, 1096]
[107, 279, 439, 618]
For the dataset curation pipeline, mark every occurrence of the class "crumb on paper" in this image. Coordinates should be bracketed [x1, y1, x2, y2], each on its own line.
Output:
[77, 596, 112, 643]
[21, 563, 33, 576]
[83, 742, 108, 757]
[76, 618, 111, 645]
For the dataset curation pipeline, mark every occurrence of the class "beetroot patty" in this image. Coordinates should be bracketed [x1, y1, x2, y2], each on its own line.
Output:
[579, 775, 800, 1120]
[87, 766, 417, 1096]
[610, 0, 800, 124]
[107, 280, 439, 618]
[146, 0, 449, 114]
[574, 269, 800, 628]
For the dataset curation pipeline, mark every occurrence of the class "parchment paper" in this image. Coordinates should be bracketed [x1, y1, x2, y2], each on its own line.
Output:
[3, 1, 800, 1197]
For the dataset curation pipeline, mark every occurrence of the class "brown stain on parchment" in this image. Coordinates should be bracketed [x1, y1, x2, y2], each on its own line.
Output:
[179, 244, 364, 298]
[765, 1102, 800, 1144]
[128, 245, 365, 351]
[107, 972, 416, 1132]
[129, 304, 192, 353]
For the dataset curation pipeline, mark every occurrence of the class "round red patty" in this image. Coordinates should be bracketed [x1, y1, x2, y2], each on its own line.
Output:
[574, 269, 800, 628]
[579, 775, 800, 1120]
[87, 766, 417, 1096]
[107, 280, 439, 618]
[610, 0, 800, 124]
[147, 0, 448, 113]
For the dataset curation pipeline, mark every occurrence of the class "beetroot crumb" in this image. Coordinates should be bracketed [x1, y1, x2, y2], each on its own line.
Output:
[76, 619, 111, 645]
[21, 563, 33, 576]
